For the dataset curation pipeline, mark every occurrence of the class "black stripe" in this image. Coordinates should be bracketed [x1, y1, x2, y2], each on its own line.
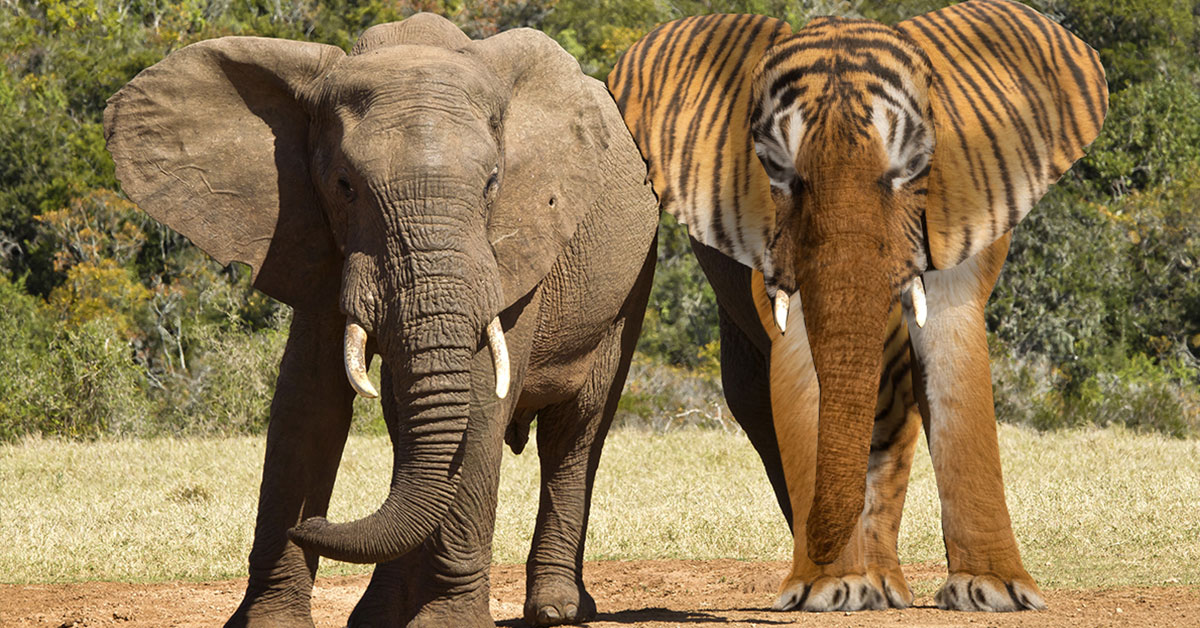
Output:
[759, 27, 830, 76]
[695, 17, 773, 246]
[865, 82, 922, 121]
[924, 8, 1017, 239]
[1004, 1, 1102, 135]
[901, 16, 988, 257]
[680, 17, 750, 211]
[765, 36, 920, 70]
[956, 2, 1045, 190]
[681, 18, 750, 254]
[627, 22, 669, 113]
[1044, 13, 1095, 148]
[970, 2, 1057, 165]
[656, 18, 701, 184]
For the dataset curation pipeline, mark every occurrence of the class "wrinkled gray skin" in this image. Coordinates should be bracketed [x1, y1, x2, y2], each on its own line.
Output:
[104, 14, 658, 628]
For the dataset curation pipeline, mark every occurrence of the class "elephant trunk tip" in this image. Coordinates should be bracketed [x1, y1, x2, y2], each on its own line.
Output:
[804, 521, 855, 565]
[288, 516, 333, 550]
[287, 516, 387, 564]
[804, 489, 864, 565]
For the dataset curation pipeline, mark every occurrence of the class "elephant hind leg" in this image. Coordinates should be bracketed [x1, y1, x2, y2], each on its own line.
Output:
[717, 304, 792, 527]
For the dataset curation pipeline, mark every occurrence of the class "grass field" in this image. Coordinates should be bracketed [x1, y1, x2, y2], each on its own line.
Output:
[2, 424, 1198, 593]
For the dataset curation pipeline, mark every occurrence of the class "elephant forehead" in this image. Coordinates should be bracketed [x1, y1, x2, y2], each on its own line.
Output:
[756, 19, 932, 142]
[753, 17, 936, 183]
[327, 46, 501, 110]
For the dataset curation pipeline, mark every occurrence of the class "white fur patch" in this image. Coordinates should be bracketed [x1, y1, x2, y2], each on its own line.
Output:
[869, 90, 932, 191]
[753, 104, 807, 191]
[904, 252, 990, 441]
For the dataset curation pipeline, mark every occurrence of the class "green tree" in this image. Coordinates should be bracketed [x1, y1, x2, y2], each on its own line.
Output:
[1032, 0, 1200, 92]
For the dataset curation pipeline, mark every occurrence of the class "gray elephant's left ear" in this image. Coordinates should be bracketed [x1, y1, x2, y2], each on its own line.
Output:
[466, 29, 613, 307]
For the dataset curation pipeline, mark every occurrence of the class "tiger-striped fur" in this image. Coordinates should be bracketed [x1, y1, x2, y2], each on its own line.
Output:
[610, 14, 791, 273]
[609, 0, 1106, 613]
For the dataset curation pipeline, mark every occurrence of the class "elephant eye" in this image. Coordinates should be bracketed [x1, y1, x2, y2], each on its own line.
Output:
[484, 166, 499, 198]
[337, 175, 356, 202]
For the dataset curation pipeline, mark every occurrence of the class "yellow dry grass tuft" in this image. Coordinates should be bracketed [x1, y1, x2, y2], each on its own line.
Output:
[1, 424, 1197, 588]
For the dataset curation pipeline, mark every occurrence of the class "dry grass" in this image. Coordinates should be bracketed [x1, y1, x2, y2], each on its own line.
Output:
[1, 424, 1197, 589]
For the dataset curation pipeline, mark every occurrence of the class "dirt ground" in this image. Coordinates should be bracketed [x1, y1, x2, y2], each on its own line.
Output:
[3, 560, 1198, 628]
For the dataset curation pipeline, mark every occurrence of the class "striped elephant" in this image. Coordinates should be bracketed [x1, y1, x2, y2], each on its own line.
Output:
[608, 0, 1107, 613]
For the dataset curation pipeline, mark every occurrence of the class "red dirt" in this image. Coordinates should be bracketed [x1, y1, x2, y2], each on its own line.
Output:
[3, 560, 1198, 627]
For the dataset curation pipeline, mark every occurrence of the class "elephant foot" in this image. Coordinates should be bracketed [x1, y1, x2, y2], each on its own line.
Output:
[773, 564, 911, 612]
[524, 576, 596, 627]
[225, 584, 316, 628]
[935, 572, 1045, 611]
[349, 584, 494, 628]
[225, 605, 315, 628]
[348, 598, 493, 628]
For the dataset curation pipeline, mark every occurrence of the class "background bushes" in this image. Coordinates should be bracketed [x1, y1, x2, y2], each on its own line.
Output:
[0, 0, 1196, 440]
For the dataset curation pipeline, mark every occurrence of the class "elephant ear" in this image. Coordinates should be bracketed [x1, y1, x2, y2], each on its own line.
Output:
[351, 12, 469, 54]
[896, 0, 1108, 270]
[103, 37, 346, 310]
[607, 14, 794, 272]
[466, 29, 613, 306]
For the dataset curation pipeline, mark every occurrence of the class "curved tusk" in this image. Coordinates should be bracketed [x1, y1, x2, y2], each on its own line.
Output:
[487, 317, 510, 399]
[910, 276, 928, 328]
[773, 290, 790, 334]
[343, 320, 379, 399]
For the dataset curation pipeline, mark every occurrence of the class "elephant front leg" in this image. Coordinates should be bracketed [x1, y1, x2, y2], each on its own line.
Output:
[771, 376, 920, 613]
[522, 339, 630, 625]
[522, 399, 604, 628]
[227, 310, 356, 628]
[907, 238, 1045, 612]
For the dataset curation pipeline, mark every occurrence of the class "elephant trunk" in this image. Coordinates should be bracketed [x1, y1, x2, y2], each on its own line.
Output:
[799, 237, 890, 565]
[288, 318, 473, 563]
[290, 203, 495, 562]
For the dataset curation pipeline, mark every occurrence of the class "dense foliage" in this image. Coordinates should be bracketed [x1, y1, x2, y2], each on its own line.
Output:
[1, 0, 1196, 440]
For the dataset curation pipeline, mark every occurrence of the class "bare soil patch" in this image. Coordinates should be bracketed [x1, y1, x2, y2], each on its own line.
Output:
[3, 560, 1197, 627]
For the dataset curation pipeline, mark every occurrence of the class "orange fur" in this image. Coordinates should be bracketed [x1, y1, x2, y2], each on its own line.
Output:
[609, 0, 1107, 612]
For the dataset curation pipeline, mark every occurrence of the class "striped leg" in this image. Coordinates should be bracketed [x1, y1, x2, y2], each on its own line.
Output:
[907, 235, 1045, 612]
[859, 309, 922, 609]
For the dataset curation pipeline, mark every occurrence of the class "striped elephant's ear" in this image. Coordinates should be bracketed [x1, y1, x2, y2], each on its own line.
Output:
[896, 0, 1107, 270]
[607, 14, 794, 271]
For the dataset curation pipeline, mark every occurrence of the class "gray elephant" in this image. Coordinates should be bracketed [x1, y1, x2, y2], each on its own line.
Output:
[103, 14, 659, 628]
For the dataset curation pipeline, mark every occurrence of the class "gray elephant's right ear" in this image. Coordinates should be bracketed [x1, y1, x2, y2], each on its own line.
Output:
[103, 37, 346, 311]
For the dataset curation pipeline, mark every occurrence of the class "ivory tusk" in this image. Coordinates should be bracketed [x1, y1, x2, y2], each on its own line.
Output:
[487, 317, 510, 399]
[911, 276, 928, 328]
[773, 291, 790, 334]
[343, 320, 379, 399]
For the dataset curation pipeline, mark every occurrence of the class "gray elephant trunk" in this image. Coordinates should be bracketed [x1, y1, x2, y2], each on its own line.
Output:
[289, 200, 496, 564]
[288, 316, 474, 563]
